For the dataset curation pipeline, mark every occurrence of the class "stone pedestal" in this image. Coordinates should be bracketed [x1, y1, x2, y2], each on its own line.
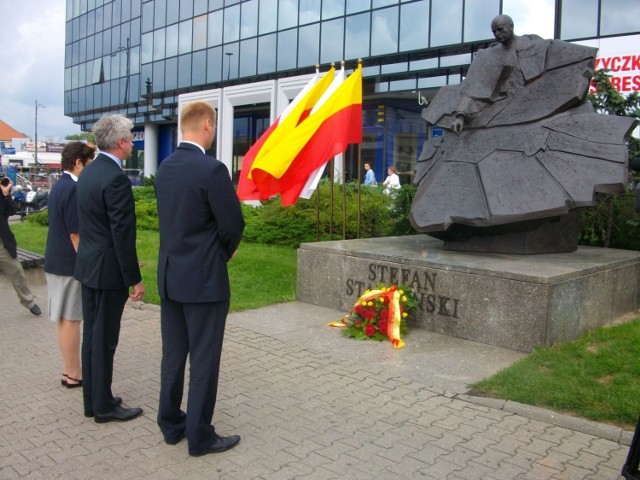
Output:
[296, 236, 640, 352]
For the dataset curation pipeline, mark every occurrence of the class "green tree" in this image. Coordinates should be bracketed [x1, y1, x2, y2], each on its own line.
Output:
[65, 132, 96, 145]
[580, 70, 640, 248]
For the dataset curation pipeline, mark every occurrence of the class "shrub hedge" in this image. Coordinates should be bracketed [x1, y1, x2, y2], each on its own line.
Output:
[24, 182, 640, 251]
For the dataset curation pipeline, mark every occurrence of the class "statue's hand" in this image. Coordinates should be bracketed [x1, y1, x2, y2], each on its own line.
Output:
[452, 116, 464, 135]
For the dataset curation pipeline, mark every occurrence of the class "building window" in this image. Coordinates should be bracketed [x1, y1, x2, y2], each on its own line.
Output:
[154, 0, 166, 29]
[180, 0, 194, 21]
[166, 24, 179, 57]
[240, 38, 258, 76]
[399, 1, 429, 52]
[371, 7, 398, 56]
[345, 12, 370, 60]
[321, 18, 344, 64]
[153, 28, 166, 61]
[241, 0, 258, 38]
[207, 46, 223, 82]
[224, 4, 240, 42]
[279, 0, 299, 30]
[178, 53, 192, 88]
[560, 0, 598, 39]
[347, 0, 371, 14]
[208, 10, 224, 46]
[278, 29, 298, 70]
[601, 0, 640, 36]
[259, 0, 278, 34]
[192, 50, 207, 85]
[193, 14, 207, 51]
[167, 0, 180, 24]
[298, 23, 320, 67]
[322, 0, 344, 20]
[142, 1, 153, 32]
[179, 19, 193, 55]
[258, 33, 277, 73]
[165, 57, 178, 90]
[300, 0, 320, 24]
[430, 0, 462, 47]
[464, 0, 498, 42]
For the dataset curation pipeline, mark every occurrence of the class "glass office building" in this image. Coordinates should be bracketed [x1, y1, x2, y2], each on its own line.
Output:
[64, 0, 640, 183]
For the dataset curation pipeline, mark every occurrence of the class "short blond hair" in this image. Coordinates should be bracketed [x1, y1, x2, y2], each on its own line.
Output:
[180, 101, 216, 133]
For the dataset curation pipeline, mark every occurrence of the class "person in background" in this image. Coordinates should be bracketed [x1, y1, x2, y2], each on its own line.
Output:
[75, 114, 145, 423]
[382, 166, 401, 195]
[44, 142, 95, 389]
[363, 162, 377, 186]
[156, 101, 245, 457]
[0, 174, 41, 316]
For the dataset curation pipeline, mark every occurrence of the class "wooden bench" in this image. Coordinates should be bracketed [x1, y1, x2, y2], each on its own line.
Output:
[16, 248, 45, 269]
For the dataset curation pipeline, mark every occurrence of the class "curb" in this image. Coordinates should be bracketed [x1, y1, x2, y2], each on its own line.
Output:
[457, 394, 633, 446]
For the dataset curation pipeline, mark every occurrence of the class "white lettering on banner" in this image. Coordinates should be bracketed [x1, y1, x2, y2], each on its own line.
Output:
[132, 132, 144, 141]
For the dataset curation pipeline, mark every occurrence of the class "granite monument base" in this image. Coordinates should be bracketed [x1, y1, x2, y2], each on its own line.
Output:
[296, 236, 640, 352]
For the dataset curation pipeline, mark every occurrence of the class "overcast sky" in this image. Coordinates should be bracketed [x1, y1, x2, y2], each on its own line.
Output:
[0, 0, 78, 141]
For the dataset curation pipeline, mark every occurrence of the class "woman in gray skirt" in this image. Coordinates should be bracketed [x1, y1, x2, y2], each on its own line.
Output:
[44, 142, 95, 388]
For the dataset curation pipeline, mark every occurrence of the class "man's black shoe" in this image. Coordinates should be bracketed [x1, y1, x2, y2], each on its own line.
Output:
[84, 397, 123, 417]
[29, 304, 42, 316]
[94, 406, 143, 423]
[189, 435, 240, 457]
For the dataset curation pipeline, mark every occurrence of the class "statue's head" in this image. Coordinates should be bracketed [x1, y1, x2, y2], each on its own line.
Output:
[491, 15, 515, 44]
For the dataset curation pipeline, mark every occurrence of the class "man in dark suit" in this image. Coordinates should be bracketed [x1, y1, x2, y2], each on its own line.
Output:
[155, 101, 245, 457]
[75, 114, 145, 423]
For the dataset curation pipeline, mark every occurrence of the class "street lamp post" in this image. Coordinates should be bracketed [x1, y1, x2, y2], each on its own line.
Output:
[112, 37, 130, 105]
[225, 52, 233, 80]
[34, 100, 45, 166]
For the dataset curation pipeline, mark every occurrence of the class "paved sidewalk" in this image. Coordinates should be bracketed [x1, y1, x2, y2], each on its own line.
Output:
[0, 269, 633, 479]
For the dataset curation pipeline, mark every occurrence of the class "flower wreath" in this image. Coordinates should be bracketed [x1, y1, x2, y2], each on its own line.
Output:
[338, 285, 417, 349]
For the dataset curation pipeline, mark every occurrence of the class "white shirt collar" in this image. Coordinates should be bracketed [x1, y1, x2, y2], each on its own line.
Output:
[63, 171, 79, 182]
[181, 140, 206, 154]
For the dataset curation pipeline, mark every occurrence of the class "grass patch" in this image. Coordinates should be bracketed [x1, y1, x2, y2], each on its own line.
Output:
[11, 222, 297, 312]
[9, 220, 47, 253]
[470, 319, 640, 430]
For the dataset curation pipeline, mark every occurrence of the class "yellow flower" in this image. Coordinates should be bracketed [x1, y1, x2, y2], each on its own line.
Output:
[361, 301, 367, 307]
[402, 312, 408, 318]
[402, 295, 407, 302]
[399, 289, 404, 295]
[367, 301, 374, 307]
[379, 297, 384, 303]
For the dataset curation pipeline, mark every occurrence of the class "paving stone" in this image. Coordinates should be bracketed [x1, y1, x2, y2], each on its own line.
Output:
[0, 275, 632, 479]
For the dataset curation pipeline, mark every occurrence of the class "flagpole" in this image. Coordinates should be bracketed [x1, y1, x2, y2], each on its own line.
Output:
[339, 59, 347, 240]
[342, 150, 346, 240]
[329, 158, 334, 238]
[316, 183, 320, 241]
[357, 142, 362, 238]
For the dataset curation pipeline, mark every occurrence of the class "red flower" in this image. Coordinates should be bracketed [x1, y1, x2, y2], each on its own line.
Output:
[379, 309, 389, 322]
[354, 305, 375, 320]
[378, 318, 388, 335]
[364, 323, 375, 337]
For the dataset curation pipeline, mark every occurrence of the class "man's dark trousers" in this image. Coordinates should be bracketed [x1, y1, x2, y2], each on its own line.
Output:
[158, 297, 229, 448]
[82, 286, 129, 415]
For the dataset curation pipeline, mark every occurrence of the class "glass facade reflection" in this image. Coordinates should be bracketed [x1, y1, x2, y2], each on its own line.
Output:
[64, 0, 640, 181]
